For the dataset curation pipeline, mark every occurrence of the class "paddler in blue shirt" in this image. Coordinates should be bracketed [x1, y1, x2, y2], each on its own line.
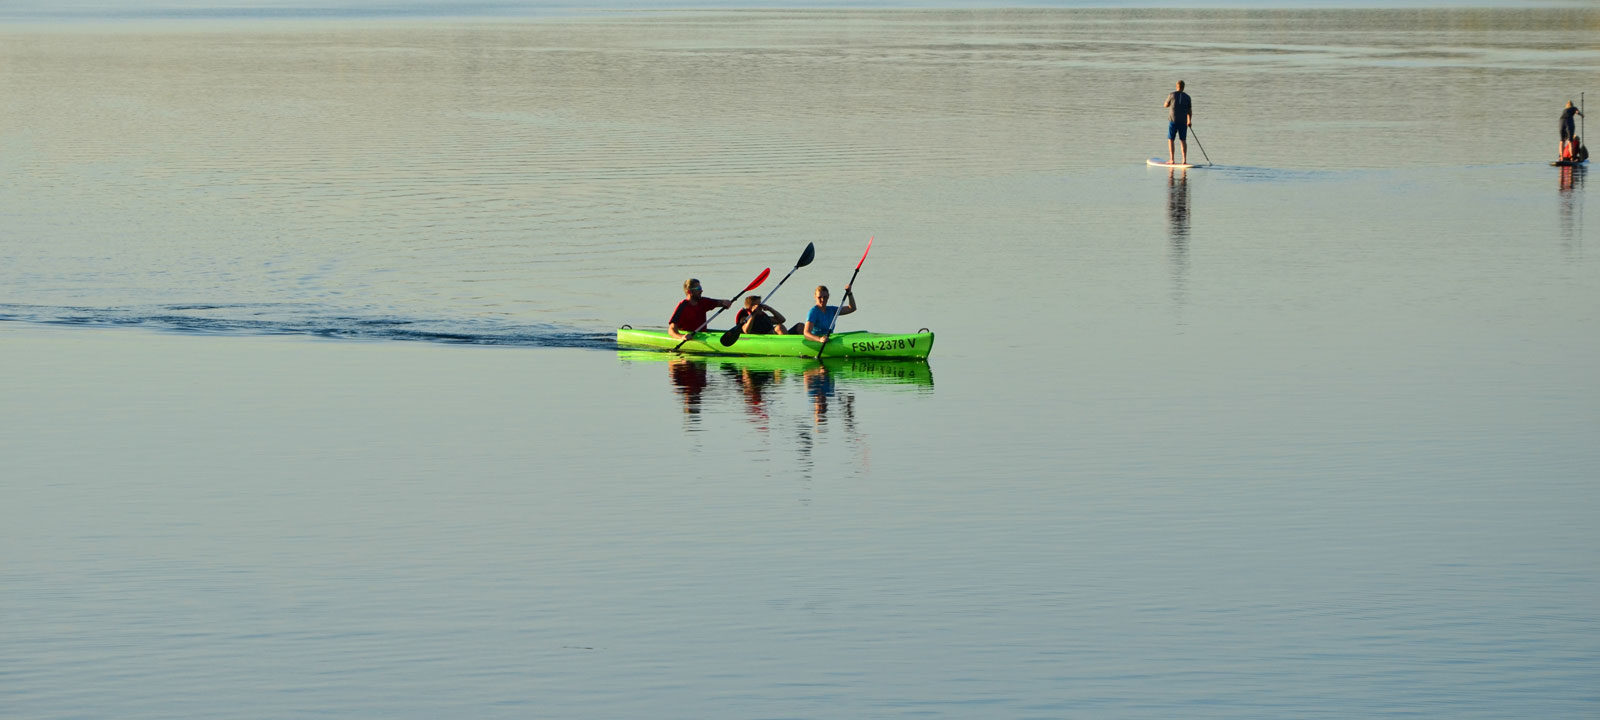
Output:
[1163, 80, 1193, 166]
[802, 284, 858, 344]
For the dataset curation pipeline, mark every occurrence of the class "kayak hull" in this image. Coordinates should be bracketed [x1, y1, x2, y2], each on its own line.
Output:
[617, 327, 934, 359]
[1551, 158, 1588, 166]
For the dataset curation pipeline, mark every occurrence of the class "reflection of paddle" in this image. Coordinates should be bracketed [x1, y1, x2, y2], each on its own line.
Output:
[815, 237, 873, 360]
[672, 267, 770, 352]
[721, 242, 815, 348]
[1190, 126, 1214, 166]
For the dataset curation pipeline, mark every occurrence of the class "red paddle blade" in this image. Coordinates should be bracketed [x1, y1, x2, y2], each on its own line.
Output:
[856, 236, 873, 270]
[742, 267, 771, 294]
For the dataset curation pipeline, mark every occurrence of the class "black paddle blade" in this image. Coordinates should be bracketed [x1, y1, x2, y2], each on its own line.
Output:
[797, 242, 816, 268]
[720, 325, 742, 347]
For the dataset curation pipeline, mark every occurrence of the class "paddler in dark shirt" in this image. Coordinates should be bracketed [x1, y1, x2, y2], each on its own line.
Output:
[735, 295, 789, 335]
[1560, 101, 1583, 160]
[1164, 80, 1193, 165]
[667, 277, 732, 341]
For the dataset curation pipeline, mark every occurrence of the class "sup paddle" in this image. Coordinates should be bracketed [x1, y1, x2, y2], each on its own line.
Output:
[672, 267, 770, 352]
[814, 236, 872, 360]
[1189, 126, 1213, 166]
[721, 242, 815, 348]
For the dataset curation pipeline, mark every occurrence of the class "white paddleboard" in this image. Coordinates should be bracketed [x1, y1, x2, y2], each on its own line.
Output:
[1148, 158, 1197, 168]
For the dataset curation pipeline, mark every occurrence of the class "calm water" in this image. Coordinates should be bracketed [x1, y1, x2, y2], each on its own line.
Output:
[3, 5, 1598, 718]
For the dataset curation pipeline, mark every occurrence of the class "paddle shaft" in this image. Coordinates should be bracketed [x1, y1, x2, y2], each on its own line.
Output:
[754, 266, 802, 311]
[721, 243, 815, 347]
[719, 267, 798, 346]
[1190, 126, 1213, 166]
[747, 267, 799, 323]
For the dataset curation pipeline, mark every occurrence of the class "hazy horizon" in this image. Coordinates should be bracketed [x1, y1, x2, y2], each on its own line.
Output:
[3, 0, 1593, 23]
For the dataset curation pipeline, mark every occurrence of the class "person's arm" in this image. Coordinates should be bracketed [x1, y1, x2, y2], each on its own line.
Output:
[667, 300, 687, 340]
[837, 288, 858, 317]
[802, 305, 825, 342]
[1163, 94, 1173, 109]
[766, 306, 786, 325]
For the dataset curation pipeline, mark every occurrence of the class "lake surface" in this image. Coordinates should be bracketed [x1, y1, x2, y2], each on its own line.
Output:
[3, 5, 1597, 717]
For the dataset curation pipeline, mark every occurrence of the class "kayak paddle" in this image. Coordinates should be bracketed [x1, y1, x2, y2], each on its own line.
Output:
[721, 242, 815, 348]
[814, 236, 872, 360]
[672, 267, 770, 352]
[1190, 126, 1213, 166]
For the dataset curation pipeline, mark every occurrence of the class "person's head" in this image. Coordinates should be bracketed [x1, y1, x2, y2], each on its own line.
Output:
[1176, 80, 1185, 91]
[814, 285, 830, 305]
[683, 278, 702, 298]
[744, 295, 761, 310]
[1568, 101, 1576, 109]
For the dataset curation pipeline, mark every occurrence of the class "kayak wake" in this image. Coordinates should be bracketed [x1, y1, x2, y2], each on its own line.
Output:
[0, 303, 614, 350]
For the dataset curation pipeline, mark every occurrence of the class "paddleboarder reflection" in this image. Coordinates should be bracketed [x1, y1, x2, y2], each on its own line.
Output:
[1558, 165, 1585, 255]
[1167, 168, 1191, 311]
[1167, 168, 1190, 242]
[1558, 163, 1585, 193]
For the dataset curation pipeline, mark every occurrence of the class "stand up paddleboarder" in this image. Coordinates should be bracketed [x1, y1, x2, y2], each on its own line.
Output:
[1560, 100, 1584, 161]
[1164, 80, 1193, 166]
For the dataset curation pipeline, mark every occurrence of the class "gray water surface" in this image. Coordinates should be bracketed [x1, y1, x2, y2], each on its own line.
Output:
[2, 7, 1597, 718]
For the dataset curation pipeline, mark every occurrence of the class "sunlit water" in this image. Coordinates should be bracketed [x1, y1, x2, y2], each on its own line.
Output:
[3, 6, 1597, 718]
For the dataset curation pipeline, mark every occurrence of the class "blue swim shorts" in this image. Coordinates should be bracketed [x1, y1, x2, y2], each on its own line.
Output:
[1168, 121, 1188, 141]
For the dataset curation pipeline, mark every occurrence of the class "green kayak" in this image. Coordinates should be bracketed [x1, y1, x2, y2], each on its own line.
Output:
[617, 326, 934, 360]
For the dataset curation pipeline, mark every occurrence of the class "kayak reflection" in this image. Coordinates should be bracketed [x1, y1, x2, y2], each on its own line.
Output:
[619, 351, 932, 430]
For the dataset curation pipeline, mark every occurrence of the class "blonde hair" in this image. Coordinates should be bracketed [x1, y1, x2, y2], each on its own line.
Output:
[683, 278, 701, 293]
[744, 296, 761, 308]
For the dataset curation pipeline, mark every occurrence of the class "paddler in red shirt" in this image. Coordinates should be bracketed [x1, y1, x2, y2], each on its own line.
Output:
[667, 277, 733, 341]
